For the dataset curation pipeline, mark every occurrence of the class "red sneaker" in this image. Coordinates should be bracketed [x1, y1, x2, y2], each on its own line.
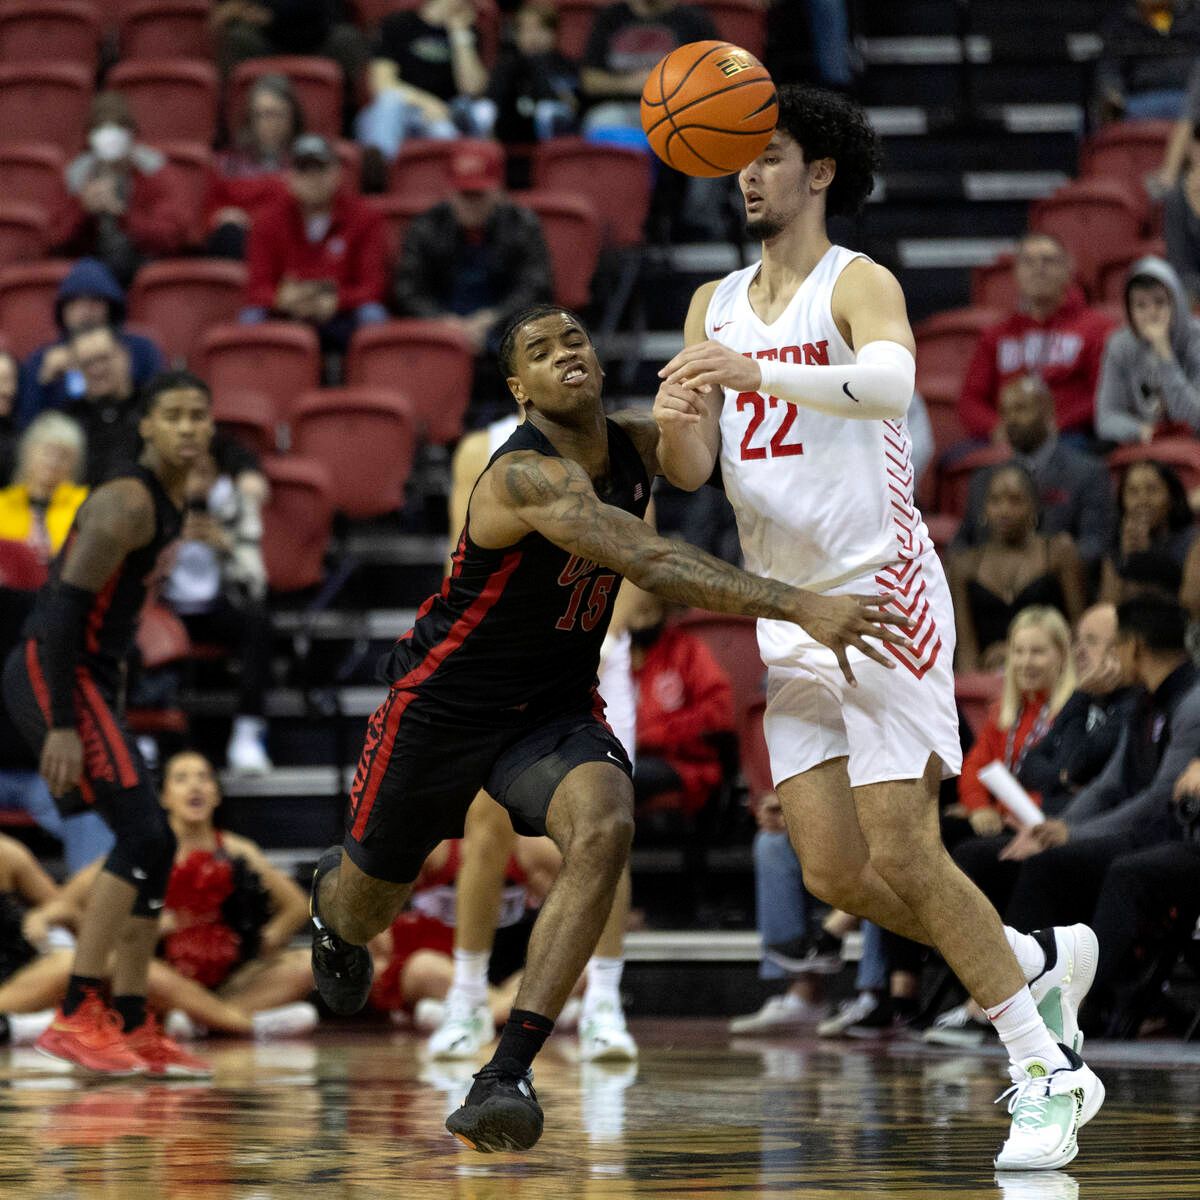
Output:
[35, 992, 147, 1076]
[123, 1013, 214, 1079]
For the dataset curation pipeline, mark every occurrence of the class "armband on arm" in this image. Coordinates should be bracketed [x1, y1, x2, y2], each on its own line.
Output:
[41, 582, 95, 728]
[756, 340, 916, 421]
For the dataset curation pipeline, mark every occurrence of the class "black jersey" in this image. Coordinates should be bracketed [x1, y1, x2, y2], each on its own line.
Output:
[25, 465, 182, 693]
[382, 418, 651, 713]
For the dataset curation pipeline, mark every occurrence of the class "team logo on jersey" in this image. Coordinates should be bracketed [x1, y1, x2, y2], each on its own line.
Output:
[713, 321, 735, 332]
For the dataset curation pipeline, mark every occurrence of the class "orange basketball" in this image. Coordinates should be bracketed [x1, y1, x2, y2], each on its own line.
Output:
[640, 41, 778, 178]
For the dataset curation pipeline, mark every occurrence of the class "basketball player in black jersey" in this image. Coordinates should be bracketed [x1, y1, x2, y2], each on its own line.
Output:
[2, 371, 215, 1080]
[309, 304, 910, 1152]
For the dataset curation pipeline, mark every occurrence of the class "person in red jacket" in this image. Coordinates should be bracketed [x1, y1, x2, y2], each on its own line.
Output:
[241, 134, 388, 357]
[626, 589, 735, 818]
[51, 93, 192, 288]
[960, 232, 1117, 441]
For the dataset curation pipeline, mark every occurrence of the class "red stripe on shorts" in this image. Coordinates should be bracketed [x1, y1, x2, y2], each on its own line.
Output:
[76, 671, 139, 789]
[349, 687, 416, 842]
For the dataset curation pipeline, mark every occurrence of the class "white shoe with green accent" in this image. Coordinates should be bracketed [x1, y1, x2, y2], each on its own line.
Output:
[1028, 925, 1098, 1055]
[427, 991, 492, 1060]
[994, 1045, 1104, 1170]
[579, 998, 638, 1063]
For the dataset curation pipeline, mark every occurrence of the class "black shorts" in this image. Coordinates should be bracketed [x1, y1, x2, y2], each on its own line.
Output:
[343, 687, 633, 883]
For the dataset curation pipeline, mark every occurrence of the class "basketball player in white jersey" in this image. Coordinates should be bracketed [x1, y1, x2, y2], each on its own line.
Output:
[424, 417, 638, 1064]
[653, 85, 1103, 1170]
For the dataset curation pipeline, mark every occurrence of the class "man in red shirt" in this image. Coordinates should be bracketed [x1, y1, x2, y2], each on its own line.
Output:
[241, 134, 388, 355]
[960, 232, 1117, 441]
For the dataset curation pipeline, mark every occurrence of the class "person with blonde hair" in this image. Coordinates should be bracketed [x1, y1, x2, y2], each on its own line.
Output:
[0, 412, 87, 561]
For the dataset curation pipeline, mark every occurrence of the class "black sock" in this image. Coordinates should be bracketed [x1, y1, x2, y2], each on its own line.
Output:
[0, 1015, 10, 1045]
[815, 929, 843, 955]
[64, 975, 106, 1016]
[892, 995, 918, 1021]
[112, 994, 147, 1033]
[491, 1009, 554, 1073]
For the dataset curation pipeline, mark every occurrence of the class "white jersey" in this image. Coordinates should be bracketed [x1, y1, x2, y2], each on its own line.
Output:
[487, 414, 522, 455]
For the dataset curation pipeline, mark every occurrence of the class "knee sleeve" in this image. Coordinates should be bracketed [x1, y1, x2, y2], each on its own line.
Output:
[103, 803, 177, 917]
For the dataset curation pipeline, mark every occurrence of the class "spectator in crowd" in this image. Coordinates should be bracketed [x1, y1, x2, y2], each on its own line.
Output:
[1162, 124, 1200, 303]
[393, 141, 552, 362]
[624, 588, 734, 820]
[0, 354, 19, 484]
[356, 0, 488, 160]
[953, 375, 1116, 572]
[205, 75, 305, 260]
[1095, 0, 1200, 122]
[162, 447, 273, 774]
[242, 135, 388, 358]
[1096, 257, 1200, 445]
[50, 94, 191, 287]
[17, 260, 166, 432]
[474, 1, 579, 145]
[959, 232, 1115, 443]
[1100, 460, 1197, 603]
[949, 465, 1087, 671]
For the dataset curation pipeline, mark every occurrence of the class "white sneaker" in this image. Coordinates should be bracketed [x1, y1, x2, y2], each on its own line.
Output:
[7, 1010, 53, 1046]
[252, 1002, 318, 1040]
[412, 997, 444, 1033]
[557, 996, 582, 1033]
[728, 992, 827, 1035]
[1028, 925, 1098, 1056]
[579, 998, 637, 1063]
[994, 1046, 1104, 1170]
[923, 1001, 990, 1048]
[165, 1010, 207, 1041]
[817, 992, 880, 1039]
[426, 991, 492, 1060]
[227, 718, 272, 775]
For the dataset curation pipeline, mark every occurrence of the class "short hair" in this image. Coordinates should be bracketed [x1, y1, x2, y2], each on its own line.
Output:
[774, 84, 880, 218]
[1117, 595, 1188, 653]
[16, 411, 86, 484]
[1118, 460, 1193, 533]
[141, 370, 211, 415]
[498, 303, 588, 378]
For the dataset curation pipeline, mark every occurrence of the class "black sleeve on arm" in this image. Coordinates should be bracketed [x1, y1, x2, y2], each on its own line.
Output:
[41, 582, 96, 728]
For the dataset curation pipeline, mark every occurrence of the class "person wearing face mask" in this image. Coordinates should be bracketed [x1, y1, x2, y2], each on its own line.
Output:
[49, 94, 191, 287]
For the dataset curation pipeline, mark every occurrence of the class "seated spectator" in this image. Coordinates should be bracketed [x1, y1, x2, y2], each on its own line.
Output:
[242, 135, 388, 360]
[624, 589, 734, 820]
[1095, 0, 1200, 123]
[205, 75, 305, 260]
[1100, 460, 1197, 603]
[1096, 257, 1200, 445]
[949, 465, 1087, 671]
[392, 142, 552, 364]
[162, 447, 273, 774]
[356, 0, 488, 160]
[959, 232, 1115, 443]
[1163, 124, 1200, 304]
[60, 326, 141, 488]
[474, 1, 579, 146]
[953, 375, 1116, 573]
[16, 259, 165, 432]
[50, 93, 191, 287]
[0, 353, 19, 484]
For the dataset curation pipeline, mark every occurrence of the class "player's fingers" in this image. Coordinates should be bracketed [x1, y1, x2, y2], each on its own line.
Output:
[852, 637, 896, 670]
[658, 346, 704, 378]
[834, 644, 856, 687]
[863, 624, 911, 647]
[858, 605, 913, 629]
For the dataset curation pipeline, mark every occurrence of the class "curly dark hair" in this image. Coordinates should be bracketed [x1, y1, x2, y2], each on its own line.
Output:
[498, 303, 588, 378]
[774, 84, 880, 218]
[1118, 459, 1193, 534]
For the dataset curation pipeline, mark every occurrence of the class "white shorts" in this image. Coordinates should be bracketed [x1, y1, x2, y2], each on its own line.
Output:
[761, 554, 963, 790]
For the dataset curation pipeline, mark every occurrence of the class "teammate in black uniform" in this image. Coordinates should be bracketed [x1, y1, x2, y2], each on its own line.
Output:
[309, 305, 909, 1152]
[2, 371, 215, 1079]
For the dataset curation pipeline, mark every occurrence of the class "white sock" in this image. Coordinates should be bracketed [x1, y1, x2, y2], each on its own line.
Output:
[583, 956, 624, 1009]
[984, 986, 1069, 1069]
[232, 714, 266, 741]
[451, 949, 489, 1006]
[1004, 926, 1047, 983]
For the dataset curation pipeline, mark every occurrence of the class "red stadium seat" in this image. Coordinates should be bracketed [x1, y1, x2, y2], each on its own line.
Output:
[211, 389, 279, 458]
[934, 444, 1010, 519]
[0, 143, 67, 211]
[532, 138, 651, 249]
[700, 0, 767, 59]
[290, 388, 417, 518]
[229, 57, 342, 141]
[0, 201, 47, 267]
[970, 254, 1019, 311]
[349, 0, 500, 66]
[261, 455, 334, 591]
[154, 141, 213, 246]
[739, 697, 772, 801]
[0, 0, 102, 65]
[128, 259, 247, 366]
[108, 59, 219, 147]
[345, 320, 473, 444]
[914, 306, 1002, 408]
[0, 259, 72, 358]
[1096, 238, 1167, 303]
[1108, 438, 1200, 494]
[334, 137, 363, 190]
[0, 538, 48, 590]
[515, 190, 601, 311]
[955, 671, 1004, 737]
[390, 137, 503, 200]
[0, 63, 92, 155]
[365, 193, 437, 259]
[924, 395, 966, 458]
[1080, 119, 1172, 187]
[555, 0, 603, 60]
[673, 612, 766, 730]
[1029, 179, 1145, 294]
[119, 0, 211, 60]
[197, 322, 321, 425]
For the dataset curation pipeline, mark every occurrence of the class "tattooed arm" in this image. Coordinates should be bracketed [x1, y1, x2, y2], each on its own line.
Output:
[474, 451, 909, 682]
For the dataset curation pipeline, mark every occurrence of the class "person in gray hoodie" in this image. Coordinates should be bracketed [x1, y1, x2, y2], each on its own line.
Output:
[1095, 255, 1200, 445]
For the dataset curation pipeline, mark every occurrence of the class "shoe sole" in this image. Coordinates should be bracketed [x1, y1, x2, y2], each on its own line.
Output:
[34, 1042, 145, 1078]
[764, 953, 842, 976]
[1060, 925, 1098, 1056]
[445, 1101, 544, 1153]
[580, 1043, 638, 1063]
[994, 1140, 1080, 1171]
[922, 1028, 986, 1048]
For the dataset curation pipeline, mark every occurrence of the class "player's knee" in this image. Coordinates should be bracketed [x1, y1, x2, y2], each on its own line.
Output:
[106, 805, 177, 911]
[568, 793, 634, 863]
[802, 868, 858, 912]
[867, 841, 937, 895]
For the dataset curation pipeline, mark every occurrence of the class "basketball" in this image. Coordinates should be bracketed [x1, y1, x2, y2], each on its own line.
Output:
[640, 40, 778, 178]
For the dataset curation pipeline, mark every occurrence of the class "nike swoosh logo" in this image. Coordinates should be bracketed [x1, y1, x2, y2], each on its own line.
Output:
[713, 321, 734, 332]
[842, 381, 859, 403]
[605, 750, 623, 763]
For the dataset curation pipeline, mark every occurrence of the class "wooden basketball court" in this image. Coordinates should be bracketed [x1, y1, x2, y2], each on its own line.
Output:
[0, 1020, 1196, 1197]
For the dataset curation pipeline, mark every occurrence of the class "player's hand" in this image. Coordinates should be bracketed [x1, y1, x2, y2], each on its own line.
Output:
[40, 728, 83, 798]
[653, 380, 710, 427]
[791, 592, 913, 686]
[659, 340, 763, 394]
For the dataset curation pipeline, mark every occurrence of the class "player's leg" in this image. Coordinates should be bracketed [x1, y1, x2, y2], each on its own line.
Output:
[578, 863, 636, 1062]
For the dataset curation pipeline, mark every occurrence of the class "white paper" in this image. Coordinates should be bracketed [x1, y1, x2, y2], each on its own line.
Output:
[977, 761, 1045, 828]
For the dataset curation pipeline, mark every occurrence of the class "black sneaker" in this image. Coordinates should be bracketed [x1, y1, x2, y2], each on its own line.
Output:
[765, 931, 843, 976]
[309, 846, 373, 1015]
[845, 998, 916, 1040]
[445, 1057, 544, 1152]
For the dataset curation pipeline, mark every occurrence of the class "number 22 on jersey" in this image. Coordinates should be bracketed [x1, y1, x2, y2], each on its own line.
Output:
[736, 392, 804, 462]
